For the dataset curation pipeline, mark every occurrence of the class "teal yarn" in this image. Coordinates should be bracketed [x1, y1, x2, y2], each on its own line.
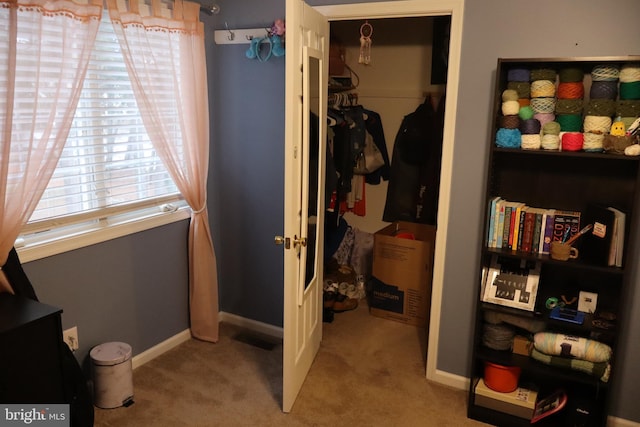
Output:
[496, 128, 522, 148]
[620, 81, 640, 100]
[556, 114, 582, 132]
[519, 106, 534, 120]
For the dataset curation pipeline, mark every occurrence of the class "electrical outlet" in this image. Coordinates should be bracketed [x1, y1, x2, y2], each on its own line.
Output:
[63, 326, 79, 352]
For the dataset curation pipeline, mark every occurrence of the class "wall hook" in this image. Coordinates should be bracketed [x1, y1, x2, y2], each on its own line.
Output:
[225, 21, 235, 41]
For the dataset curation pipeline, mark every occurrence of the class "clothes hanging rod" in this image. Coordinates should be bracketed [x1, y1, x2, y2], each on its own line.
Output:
[214, 28, 272, 45]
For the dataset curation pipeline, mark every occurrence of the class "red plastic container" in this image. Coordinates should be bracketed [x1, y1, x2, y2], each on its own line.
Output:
[483, 362, 521, 393]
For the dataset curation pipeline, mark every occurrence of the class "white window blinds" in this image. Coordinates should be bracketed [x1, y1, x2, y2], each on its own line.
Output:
[26, 11, 180, 228]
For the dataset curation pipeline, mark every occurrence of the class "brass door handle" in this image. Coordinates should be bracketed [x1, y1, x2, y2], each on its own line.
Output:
[274, 235, 291, 249]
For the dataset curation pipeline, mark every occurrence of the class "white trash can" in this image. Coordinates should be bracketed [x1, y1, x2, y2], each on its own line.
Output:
[90, 342, 134, 409]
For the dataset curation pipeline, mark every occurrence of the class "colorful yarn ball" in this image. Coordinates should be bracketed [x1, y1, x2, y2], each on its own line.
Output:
[502, 100, 520, 116]
[555, 99, 584, 115]
[521, 134, 541, 150]
[590, 81, 618, 100]
[507, 81, 530, 99]
[616, 100, 640, 118]
[534, 113, 556, 127]
[520, 118, 541, 135]
[541, 134, 560, 150]
[508, 68, 530, 82]
[542, 121, 561, 135]
[583, 132, 605, 152]
[620, 81, 640, 100]
[585, 99, 616, 117]
[501, 115, 520, 129]
[561, 132, 584, 151]
[518, 98, 531, 108]
[530, 97, 556, 114]
[530, 68, 557, 82]
[591, 65, 619, 81]
[496, 128, 522, 148]
[559, 67, 584, 83]
[557, 82, 584, 99]
[556, 114, 583, 132]
[519, 106, 534, 120]
[583, 115, 612, 134]
[619, 64, 640, 83]
[502, 89, 519, 101]
[531, 80, 556, 98]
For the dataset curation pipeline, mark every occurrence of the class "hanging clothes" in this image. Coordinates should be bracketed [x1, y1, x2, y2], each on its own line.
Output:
[383, 94, 445, 225]
[326, 103, 391, 215]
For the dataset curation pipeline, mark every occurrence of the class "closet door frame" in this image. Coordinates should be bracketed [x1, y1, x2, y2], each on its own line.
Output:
[314, 0, 466, 390]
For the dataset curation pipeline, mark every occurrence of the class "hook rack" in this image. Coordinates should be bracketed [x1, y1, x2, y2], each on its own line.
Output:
[214, 26, 273, 45]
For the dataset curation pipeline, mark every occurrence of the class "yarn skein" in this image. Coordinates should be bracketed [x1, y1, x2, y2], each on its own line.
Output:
[562, 132, 584, 151]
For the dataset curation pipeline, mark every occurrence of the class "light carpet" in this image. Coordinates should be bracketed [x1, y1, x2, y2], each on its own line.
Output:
[94, 301, 490, 426]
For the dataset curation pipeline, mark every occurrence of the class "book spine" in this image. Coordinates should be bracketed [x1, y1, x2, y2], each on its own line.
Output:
[532, 211, 543, 254]
[552, 210, 581, 243]
[502, 206, 512, 248]
[487, 197, 499, 247]
[512, 206, 523, 249]
[496, 202, 506, 249]
[517, 208, 527, 251]
[508, 205, 519, 249]
[542, 210, 555, 254]
[521, 210, 536, 253]
[553, 216, 567, 243]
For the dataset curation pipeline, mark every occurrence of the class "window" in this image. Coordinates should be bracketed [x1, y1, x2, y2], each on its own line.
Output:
[16, 11, 189, 260]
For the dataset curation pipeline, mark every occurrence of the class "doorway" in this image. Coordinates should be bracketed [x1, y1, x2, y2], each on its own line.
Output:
[321, 12, 447, 380]
[314, 0, 463, 385]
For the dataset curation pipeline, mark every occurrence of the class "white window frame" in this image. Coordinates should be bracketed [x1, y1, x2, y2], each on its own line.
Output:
[14, 9, 194, 263]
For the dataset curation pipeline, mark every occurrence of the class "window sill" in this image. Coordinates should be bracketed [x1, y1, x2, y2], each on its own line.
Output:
[17, 207, 191, 263]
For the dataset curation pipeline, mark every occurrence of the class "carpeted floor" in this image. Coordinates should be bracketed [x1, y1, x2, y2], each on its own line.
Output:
[94, 301, 490, 426]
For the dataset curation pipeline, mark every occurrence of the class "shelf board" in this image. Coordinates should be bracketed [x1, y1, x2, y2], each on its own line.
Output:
[492, 147, 640, 161]
[475, 346, 609, 389]
[483, 248, 624, 275]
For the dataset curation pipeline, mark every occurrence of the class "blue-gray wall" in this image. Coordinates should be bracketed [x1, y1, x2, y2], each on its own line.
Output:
[19, 0, 640, 422]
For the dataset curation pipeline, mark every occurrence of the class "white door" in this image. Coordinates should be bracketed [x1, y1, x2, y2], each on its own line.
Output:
[281, 0, 329, 413]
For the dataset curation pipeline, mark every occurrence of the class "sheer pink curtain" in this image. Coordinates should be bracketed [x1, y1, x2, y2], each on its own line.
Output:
[0, 0, 102, 292]
[106, 0, 218, 342]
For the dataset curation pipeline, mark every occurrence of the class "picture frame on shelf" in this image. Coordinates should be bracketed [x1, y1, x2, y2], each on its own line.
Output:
[482, 255, 541, 311]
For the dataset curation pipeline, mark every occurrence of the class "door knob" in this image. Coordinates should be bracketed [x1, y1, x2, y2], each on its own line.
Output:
[274, 235, 291, 249]
[293, 235, 307, 247]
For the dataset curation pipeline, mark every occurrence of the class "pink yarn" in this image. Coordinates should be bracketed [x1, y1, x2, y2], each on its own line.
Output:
[534, 113, 556, 127]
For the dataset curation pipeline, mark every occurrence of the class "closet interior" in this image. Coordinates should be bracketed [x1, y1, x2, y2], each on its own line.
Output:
[321, 16, 449, 338]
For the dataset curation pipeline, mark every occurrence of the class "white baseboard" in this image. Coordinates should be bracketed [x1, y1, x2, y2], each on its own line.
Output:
[131, 329, 191, 370]
[219, 311, 283, 340]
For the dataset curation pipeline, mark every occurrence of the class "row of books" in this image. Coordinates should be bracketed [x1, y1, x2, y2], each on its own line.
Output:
[487, 197, 580, 256]
[486, 197, 626, 266]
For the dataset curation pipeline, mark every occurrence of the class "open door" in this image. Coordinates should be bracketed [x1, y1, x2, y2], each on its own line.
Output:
[280, 0, 329, 413]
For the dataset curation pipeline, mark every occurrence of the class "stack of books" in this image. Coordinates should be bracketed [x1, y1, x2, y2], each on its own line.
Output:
[486, 197, 581, 255]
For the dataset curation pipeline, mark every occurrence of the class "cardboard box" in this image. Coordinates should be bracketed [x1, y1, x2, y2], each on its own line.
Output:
[474, 378, 537, 420]
[369, 222, 435, 328]
[512, 335, 533, 356]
